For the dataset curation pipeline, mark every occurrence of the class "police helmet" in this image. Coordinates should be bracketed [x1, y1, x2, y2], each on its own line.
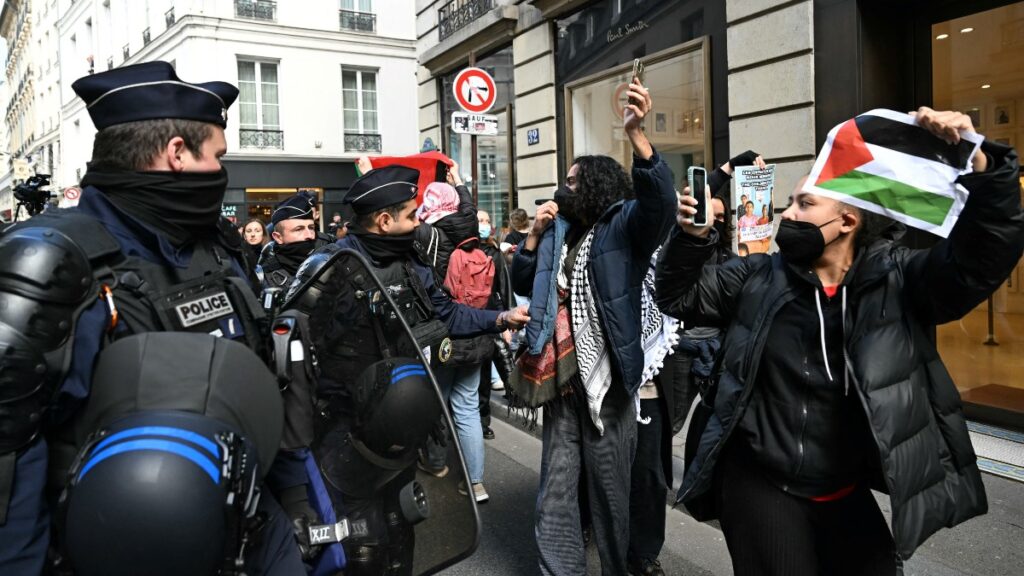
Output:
[354, 358, 442, 457]
[59, 333, 283, 576]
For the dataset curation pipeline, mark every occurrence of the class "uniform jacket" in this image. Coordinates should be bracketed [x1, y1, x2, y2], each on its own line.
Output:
[511, 151, 678, 395]
[655, 141, 1024, 560]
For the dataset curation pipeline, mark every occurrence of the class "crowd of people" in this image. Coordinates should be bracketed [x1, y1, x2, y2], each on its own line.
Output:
[0, 58, 1022, 576]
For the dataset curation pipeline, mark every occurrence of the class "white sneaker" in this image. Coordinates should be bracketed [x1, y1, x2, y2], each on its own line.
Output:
[491, 379, 505, 391]
[473, 482, 489, 503]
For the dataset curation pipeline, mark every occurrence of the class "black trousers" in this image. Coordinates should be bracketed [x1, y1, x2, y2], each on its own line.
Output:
[478, 362, 493, 429]
[628, 398, 668, 564]
[717, 444, 898, 576]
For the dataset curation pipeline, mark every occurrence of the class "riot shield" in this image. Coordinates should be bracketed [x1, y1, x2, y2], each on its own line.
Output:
[281, 247, 479, 576]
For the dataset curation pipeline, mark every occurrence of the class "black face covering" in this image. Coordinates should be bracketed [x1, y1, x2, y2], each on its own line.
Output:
[775, 217, 842, 264]
[554, 185, 585, 226]
[81, 167, 229, 247]
[275, 239, 317, 274]
[350, 227, 416, 263]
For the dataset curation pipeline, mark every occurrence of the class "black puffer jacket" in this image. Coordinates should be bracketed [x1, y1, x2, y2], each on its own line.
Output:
[655, 141, 1023, 560]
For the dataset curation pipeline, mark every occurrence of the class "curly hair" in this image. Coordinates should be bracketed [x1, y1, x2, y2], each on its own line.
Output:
[566, 155, 632, 226]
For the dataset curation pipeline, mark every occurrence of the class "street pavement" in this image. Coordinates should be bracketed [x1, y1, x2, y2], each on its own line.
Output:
[439, 407, 1024, 575]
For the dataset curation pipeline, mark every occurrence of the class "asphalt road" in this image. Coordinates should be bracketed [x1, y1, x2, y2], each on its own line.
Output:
[438, 413, 1024, 575]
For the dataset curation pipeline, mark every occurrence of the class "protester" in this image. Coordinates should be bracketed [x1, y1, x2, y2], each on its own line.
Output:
[501, 207, 531, 263]
[476, 209, 514, 442]
[627, 152, 764, 576]
[510, 77, 676, 575]
[242, 217, 269, 274]
[0, 61, 304, 575]
[657, 107, 1024, 574]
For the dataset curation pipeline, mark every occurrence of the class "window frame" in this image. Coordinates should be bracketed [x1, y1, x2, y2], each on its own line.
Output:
[237, 59, 282, 131]
[341, 67, 379, 135]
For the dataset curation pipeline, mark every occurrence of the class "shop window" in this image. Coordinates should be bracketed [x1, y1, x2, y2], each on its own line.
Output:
[238, 60, 283, 149]
[342, 69, 381, 152]
[564, 39, 711, 183]
[932, 2, 1024, 425]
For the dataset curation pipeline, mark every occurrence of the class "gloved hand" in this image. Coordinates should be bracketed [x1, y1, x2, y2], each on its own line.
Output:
[728, 150, 761, 168]
[279, 484, 321, 562]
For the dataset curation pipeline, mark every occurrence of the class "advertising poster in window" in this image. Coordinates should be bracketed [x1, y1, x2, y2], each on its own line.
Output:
[734, 165, 775, 255]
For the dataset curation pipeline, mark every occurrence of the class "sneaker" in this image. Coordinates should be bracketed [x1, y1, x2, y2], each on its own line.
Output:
[628, 558, 665, 576]
[472, 482, 489, 503]
[482, 427, 495, 440]
[491, 379, 505, 391]
[416, 460, 448, 479]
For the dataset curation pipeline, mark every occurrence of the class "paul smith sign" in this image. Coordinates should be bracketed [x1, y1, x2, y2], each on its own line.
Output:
[607, 19, 650, 43]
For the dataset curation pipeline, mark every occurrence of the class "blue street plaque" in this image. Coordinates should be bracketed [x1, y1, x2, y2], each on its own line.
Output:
[527, 128, 540, 146]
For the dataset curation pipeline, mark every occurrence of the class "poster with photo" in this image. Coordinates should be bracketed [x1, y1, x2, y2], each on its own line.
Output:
[734, 164, 776, 255]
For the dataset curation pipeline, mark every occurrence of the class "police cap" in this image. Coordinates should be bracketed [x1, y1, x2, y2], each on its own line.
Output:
[344, 165, 419, 215]
[271, 193, 316, 227]
[71, 61, 239, 130]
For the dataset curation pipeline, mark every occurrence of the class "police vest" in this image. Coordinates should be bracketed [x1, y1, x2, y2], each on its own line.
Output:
[316, 256, 449, 400]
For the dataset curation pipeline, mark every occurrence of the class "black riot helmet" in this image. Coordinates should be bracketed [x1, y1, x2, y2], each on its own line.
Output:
[59, 333, 284, 576]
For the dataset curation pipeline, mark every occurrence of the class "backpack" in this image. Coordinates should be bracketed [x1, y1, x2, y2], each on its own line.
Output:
[443, 239, 495, 309]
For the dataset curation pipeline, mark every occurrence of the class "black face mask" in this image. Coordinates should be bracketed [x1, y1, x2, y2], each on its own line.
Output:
[81, 167, 229, 247]
[775, 217, 842, 264]
[554, 184, 586, 226]
[351, 226, 416, 263]
[275, 239, 318, 274]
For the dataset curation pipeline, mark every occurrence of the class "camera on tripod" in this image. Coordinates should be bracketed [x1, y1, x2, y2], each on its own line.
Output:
[13, 173, 54, 219]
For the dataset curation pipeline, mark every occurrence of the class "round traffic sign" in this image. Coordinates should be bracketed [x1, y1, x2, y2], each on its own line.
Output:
[453, 67, 497, 114]
[64, 186, 81, 200]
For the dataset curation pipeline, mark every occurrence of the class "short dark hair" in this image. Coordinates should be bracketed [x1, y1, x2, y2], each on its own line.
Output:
[356, 203, 403, 230]
[509, 208, 529, 230]
[90, 118, 213, 171]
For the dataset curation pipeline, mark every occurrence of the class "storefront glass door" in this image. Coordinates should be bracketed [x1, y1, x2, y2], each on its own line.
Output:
[932, 2, 1024, 426]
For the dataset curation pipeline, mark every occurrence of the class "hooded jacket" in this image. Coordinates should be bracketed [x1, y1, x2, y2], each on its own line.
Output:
[655, 141, 1023, 560]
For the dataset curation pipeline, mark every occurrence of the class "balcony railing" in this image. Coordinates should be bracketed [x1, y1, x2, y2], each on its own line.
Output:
[438, 0, 493, 41]
[235, 0, 276, 22]
[344, 133, 382, 153]
[142, 28, 151, 45]
[165, 8, 175, 28]
[339, 10, 376, 33]
[240, 129, 284, 149]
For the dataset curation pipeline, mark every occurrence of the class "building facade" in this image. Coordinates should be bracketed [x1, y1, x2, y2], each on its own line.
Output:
[1, 0, 63, 221]
[416, 0, 1024, 429]
[57, 0, 419, 224]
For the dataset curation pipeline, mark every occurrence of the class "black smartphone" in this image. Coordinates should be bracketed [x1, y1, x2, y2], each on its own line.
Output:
[687, 166, 709, 227]
[628, 59, 645, 106]
[535, 198, 552, 206]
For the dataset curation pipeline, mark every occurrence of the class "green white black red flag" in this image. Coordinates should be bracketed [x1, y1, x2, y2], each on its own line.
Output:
[803, 109, 983, 237]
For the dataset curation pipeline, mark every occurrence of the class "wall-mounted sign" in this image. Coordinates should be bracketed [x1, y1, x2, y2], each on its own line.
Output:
[452, 112, 499, 136]
[607, 19, 650, 43]
[453, 67, 497, 114]
[527, 128, 540, 146]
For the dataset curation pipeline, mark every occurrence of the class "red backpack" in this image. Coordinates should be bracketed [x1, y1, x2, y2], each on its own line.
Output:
[444, 239, 495, 309]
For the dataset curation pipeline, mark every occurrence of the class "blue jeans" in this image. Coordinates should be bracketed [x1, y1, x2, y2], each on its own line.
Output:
[434, 363, 485, 484]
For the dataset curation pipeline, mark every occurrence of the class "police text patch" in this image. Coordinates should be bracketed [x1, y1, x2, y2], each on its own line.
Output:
[176, 292, 235, 328]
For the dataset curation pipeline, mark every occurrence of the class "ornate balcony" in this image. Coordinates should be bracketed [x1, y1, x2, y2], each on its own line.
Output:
[240, 129, 284, 149]
[339, 10, 376, 33]
[344, 133, 382, 153]
[438, 0, 494, 41]
[235, 0, 276, 22]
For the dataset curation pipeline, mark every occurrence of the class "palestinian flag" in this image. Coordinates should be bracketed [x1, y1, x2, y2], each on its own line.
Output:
[804, 109, 983, 237]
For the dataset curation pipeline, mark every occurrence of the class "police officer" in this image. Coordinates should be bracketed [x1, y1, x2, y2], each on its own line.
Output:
[256, 193, 331, 315]
[0, 61, 304, 574]
[287, 165, 530, 575]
